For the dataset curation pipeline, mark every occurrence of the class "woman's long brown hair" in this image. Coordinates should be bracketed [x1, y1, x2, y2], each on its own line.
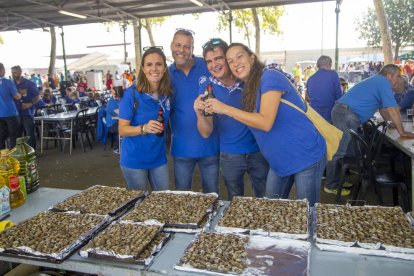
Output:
[136, 47, 172, 97]
[226, 43, 264, 112]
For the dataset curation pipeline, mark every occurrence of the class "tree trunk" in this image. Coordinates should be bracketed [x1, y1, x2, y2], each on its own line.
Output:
[133, 19, 141, 73]
[373, 0, 393, 64]
[242, 19, 251, 49]
[48, 26, 56, 75]
[144, 18, 155, 46]
[252, 8, 260, 57]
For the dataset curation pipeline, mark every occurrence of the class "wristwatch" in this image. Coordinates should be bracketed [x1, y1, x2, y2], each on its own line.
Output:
[141, 124, 147, 135]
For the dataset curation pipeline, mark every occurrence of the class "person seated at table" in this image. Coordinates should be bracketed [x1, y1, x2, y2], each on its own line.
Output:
[106, 86, 122, 154]
[118, 46, 172, 191]
[326, 64, 414, 196]
[339, 77, 348, 93]
[65, 90, 80, 104]
[394, 75, 409, 105]
[42, 88, 57, 105]
[76, 77, 88, 92]
[398, 75, 414, 111]
[86, 92, 99, 107]
[78, 86, 87, 97]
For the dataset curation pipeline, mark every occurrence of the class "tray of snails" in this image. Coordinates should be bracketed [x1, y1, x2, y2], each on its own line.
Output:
[49, 185, 147, 218]
[0, 211, 106, 263]
[80, 220, 171, 265]
[314, 204, 414, 260]
[122, 190, 219, 233]
[215, 197, 309, 240]
[407, 211, 414, 226]
[175, 232, 310, 275]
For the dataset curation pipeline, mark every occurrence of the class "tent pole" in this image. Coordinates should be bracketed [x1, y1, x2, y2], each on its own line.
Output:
[60, 26, 67, 81]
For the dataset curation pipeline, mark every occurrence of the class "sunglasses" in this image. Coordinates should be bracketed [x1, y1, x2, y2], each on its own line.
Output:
[175, 28, 195, 36]
[143, 46, 164, 52]
[202, 38, 226, 50]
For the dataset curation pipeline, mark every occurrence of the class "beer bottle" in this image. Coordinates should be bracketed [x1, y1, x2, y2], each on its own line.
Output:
[156, 107, 164, 137]
[203, 84, 215, 117]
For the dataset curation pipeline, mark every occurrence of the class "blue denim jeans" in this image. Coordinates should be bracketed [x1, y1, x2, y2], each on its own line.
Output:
[20, 115, 36, 149]
[173, 156, 219, 194]
[221, 151, 269, 200]
[121, 164, 170, 191]
[326, 103, 361, 189]
[266, 155, 326, 206]
[0, 116, 20, 149]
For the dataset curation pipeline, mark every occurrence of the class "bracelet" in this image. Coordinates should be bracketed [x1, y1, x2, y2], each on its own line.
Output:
[141, 124, 146, 135]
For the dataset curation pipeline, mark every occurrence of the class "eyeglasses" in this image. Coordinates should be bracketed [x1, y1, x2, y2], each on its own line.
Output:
[175, 28, 195, 36]
[143, 46, 164, 52]
[202, 38, 226, 50]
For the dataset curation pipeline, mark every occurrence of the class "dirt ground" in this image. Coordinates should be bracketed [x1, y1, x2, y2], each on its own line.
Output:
[35, 137, 403, 206]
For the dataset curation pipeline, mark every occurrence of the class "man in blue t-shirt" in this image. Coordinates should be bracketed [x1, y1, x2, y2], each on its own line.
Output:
[0, 63, 21, 149]
[12, 65, 41, 149]
[325, 64, 414, 195]
[306, 55, 342, 123]
[195, 38, 269, 200]
[169, 29, 219, 194]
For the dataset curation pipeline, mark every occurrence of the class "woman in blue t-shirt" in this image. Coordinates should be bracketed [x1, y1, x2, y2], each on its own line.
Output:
[204, 43, 326, 206]
[118, 47, 172, 191]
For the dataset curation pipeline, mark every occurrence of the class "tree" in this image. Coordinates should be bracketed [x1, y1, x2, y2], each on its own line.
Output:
[141, 17, 168, 47]
[217, 7, 284, 56]
[48, 26, 56, 76]
[356, 0, 414, 61]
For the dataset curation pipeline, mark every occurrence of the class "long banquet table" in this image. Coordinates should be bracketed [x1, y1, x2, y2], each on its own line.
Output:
[34, 107, 98, 155]
[0, 187, 413, 275]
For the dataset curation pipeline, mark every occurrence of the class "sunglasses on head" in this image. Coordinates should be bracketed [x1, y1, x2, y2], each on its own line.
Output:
[202, 38, 226, 50]
[175, 28, 195, 36]
[143, 46, 164, 52]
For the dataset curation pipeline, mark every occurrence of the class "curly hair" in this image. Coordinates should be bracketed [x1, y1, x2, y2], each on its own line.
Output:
[226, 43, 264, 112]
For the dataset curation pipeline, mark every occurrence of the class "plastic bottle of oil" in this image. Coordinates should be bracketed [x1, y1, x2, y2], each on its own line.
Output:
[0, 149, 20, 187]
[8, 176, 25, 209]
[0, 149, 22, 209]
[11, 136, 40, 193]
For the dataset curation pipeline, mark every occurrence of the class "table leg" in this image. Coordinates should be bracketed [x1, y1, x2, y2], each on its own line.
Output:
[411, 158, 414, 211]
[40, 120, 44, 154]
[70, 120, 73, 155]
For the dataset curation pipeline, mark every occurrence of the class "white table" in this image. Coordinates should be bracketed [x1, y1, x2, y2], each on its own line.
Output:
[1, 188, 414, 275]
[382, 121, 414, 210]
[34, 107, 98, 155]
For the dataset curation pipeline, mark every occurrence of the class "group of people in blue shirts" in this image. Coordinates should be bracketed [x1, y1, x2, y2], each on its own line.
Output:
[116, 29, 326, 206]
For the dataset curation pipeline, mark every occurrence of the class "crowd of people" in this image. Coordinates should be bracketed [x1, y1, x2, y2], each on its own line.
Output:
[2, 27, 414, 206]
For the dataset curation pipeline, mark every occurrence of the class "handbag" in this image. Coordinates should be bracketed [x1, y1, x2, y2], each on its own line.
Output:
[280, 99, 343, 161]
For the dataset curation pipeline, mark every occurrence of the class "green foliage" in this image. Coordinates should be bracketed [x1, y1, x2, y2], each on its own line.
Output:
[356, 0, 414, 49]
[217, 7, 284, 39]
[0, 35, 3, 44]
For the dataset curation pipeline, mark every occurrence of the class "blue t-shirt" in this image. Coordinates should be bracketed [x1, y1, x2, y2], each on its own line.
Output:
[199, 77, 259, 154]
[0, 77, 19, 117]
[169, 57, 219, 157]
[339, 75, 397, 123]
[106, 97, 119, 128]
[14, 78, 39, 117]
[249, 69, 326, 176]
[306, 68, 342, 122]
[64, 95, 80, 104]
[398, 85, 414, 111]
[119, 87, 171, 169]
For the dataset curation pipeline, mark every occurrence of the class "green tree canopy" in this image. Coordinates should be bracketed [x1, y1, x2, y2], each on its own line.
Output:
[356, 0, 414, 60]
[217, 7, 284, 55]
